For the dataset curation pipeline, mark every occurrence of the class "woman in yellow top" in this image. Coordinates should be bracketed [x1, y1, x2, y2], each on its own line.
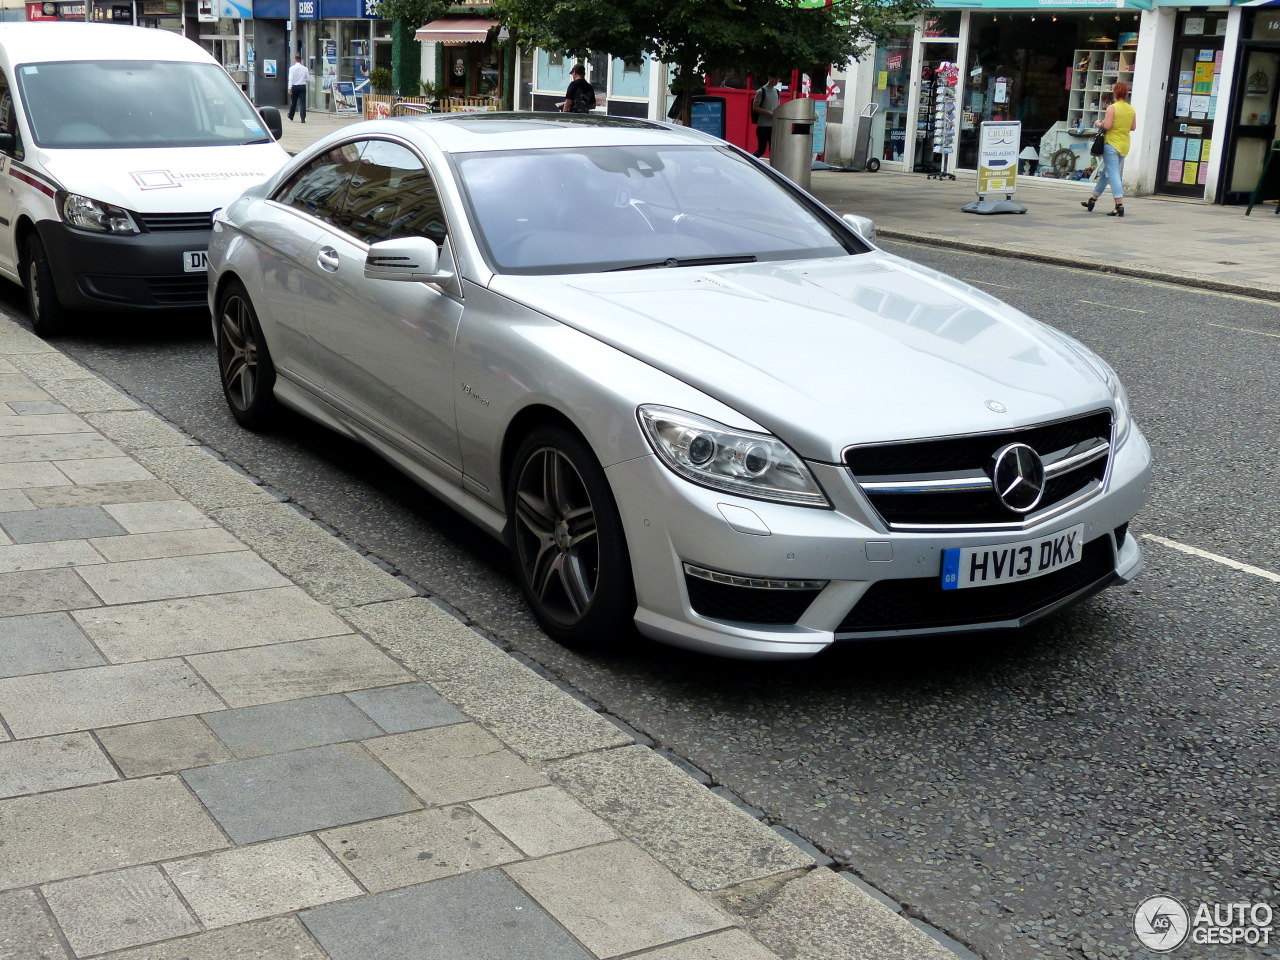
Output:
[1082, 81, 1137, 217]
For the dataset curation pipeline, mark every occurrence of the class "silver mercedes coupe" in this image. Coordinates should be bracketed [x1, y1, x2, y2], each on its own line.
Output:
[208, 113, 1151, 659]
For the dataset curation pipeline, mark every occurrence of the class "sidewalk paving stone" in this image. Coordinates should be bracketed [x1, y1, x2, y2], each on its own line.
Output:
[0, 414, 91, 437]
[0, 568, 101, 618]
[165, 836, 360, 929]
[0, 489, 33, 511]
[0, 461, 71, 490]
[0, 504, 127, 543]
[8, 400, 69, 415]
[42, 865, 199, 956]
[97, 716, 234, 777]
[202, 694, 385, 758]
[470, 785, 619, 859]
[0, 889, 67, 960]
[0, 433, 121, 464]
[127, 445, 278, 511]
[53, 455, 154, 484]
[365, 722, 549, 806]
[89, 527, 245, 563]
[181, 742, 422, 844]
[0, 733, 117, 799]
[187, 634, 412, 707]
[637, 930, 784, 960]
[549, 745, 814, 892]
[82, 409, 195, 450]
[0, 612, 105, 678]
[72, 586, 350, 662]
[0, 373, 49, 403]
[102, 917, 328, 960]
[25, 478, 177, 508]
[37, 376, 141, 414]
[318, 805, 522, 893]
[0, 539, 105, 574]
[0, 658, 224, 738]
[76, 551, 291, 605]
[0, 777, 228, 890]
[299, 869, 595, 960]
[102, 499, 215, 533]
[344, 681, 466, 734]
[507, 839, 731, 958]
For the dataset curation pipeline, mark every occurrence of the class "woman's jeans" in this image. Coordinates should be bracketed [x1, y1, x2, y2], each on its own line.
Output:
[1096, 143, 1124, 200]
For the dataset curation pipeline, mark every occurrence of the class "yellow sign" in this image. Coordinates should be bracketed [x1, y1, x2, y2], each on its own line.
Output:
[878, 71, 888, 90]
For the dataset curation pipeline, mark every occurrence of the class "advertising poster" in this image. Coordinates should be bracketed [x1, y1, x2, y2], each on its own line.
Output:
[1170, 137, 1187, 161]
[1167, 160, 1183, 182]
[322, 38, 337, 91]
[975, 120, 1020, 196]
[333, 81, 358, 115]
[812, 99, 828, 159]
[1182, 161, 1199, 185]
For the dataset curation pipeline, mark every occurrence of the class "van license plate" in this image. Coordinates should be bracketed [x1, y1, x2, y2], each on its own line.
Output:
[940, 524, 1084, 591]
[183, 250, 208, 273]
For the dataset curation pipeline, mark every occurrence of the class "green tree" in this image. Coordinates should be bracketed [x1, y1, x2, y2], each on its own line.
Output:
[375, 0, 451, 94]
[494, 0, 926, 121]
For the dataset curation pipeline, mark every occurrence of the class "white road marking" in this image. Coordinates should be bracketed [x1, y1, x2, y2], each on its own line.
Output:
[962, 278, 1014, 289]
[1142, 534, 1280, 584]
[1207, 322, 1280, 340]
[1078, 299, 1147, 314]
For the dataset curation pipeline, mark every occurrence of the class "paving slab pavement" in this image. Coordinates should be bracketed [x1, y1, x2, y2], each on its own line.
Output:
[0, 311, 962, 959]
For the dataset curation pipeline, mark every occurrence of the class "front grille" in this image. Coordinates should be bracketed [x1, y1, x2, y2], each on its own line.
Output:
[836, 536, 1115, 634]
[145, 274, 208, 305]
[847, 410, 1112, 529]
[685, 573, 821, 625]
[136, 211, 214, 232]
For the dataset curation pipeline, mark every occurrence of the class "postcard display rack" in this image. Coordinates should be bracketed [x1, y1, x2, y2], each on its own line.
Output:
[928, 62, 960, 180]
[1067, 47, 1136, 179]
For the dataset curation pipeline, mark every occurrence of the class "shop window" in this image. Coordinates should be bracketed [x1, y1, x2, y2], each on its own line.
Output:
[922, 11, 960, 39]
[548, 51, 564, 67]
[612, 55, 648, 98]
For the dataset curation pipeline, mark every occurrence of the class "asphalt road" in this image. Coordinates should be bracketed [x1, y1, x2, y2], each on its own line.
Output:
[17, 243, 1280, 960]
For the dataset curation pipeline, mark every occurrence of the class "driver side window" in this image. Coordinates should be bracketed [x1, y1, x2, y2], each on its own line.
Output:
[343, 139, 448, 247]
[273, 140, 362, 229]
[0, 68, 22, 159]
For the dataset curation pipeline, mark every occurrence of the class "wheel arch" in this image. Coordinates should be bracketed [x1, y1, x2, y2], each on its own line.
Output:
[499, 404, 592, 509]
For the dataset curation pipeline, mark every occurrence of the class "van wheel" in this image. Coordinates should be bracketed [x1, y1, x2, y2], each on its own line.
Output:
[24, 234, 71, 339]
[216, 280, 277, 430]
[506, 425, 635, 648]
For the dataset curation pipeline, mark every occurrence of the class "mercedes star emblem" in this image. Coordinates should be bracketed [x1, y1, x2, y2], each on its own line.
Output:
[990, 442, 1046, 514]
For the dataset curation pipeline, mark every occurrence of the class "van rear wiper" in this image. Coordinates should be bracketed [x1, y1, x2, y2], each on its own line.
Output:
[608, 254, 756, 272]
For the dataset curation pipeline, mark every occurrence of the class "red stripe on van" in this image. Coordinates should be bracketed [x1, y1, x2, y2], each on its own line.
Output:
[9, 167, 56, 198]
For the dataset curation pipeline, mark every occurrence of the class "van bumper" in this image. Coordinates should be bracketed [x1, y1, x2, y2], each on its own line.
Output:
[37, 221, 210, 312]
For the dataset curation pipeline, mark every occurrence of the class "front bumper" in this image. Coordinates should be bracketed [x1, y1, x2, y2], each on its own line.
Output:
[607, 425, 1152, 660]
[37, 220, 210, 312]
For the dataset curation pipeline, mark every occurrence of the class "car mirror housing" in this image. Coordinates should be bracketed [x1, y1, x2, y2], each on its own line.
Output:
[365, 236, 453, 284]
[257, 105, 283, 141]
[841, 213, 877, 245]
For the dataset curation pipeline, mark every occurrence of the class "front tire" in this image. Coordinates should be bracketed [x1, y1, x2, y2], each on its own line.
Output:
[24, 234, 71, 338]
[216, 280, 277, 430]
[507, 425, 636, 648]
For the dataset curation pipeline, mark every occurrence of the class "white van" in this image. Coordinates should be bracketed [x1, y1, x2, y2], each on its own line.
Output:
[0, 22, 289, 337]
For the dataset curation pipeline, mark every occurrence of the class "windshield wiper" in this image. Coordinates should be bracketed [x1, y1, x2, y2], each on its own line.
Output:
[608, 254, 756, 272]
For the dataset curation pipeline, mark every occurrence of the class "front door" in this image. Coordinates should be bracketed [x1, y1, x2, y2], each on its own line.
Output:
[1156, 14, 1227, 198]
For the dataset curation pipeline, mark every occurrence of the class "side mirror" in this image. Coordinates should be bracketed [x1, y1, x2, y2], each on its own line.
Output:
[0, 133, 14, 155]
[841, 213, 877, 246]
[258, 105, 283, 141]
[365, 236, 453, 284]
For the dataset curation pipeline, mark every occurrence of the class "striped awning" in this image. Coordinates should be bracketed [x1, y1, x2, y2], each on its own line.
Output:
[415, 16, 498, 44]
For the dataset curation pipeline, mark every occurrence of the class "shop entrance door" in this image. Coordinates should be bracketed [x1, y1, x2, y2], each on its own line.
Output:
[1157, 14, 1226, 197]
[913, 42, 958, 174]
[1222, 24, 1280, 204]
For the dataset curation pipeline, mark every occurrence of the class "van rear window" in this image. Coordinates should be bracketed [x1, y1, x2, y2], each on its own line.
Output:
[17, 60, 270, 149]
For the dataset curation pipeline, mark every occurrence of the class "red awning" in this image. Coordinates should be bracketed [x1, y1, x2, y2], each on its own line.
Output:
[415, 17, 499, 44]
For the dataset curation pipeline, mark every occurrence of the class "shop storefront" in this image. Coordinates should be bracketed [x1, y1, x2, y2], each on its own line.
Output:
[524, 48, 660, 118]
[416, 15, 504, 102]
[1220, 2, 1280, 202]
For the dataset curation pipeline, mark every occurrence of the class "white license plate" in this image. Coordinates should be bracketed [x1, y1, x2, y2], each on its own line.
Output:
[183, 250, 208, 273]
[941, 524, 1084, 591]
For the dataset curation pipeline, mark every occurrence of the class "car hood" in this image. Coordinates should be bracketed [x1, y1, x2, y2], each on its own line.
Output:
[35, 142, 289, 212]
[487, 253, 1113, 462]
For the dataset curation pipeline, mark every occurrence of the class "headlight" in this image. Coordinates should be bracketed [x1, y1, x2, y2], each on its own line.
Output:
[638, 405, 830, 507]
[59, 193, 140, 235]
[1104, 364, 1132, 445]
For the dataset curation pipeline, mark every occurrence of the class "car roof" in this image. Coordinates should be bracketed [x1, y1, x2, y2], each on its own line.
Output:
[0, 23, 211, 65]
[345, 112, 721, 155]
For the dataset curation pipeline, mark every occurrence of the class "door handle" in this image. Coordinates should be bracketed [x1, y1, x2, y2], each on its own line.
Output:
[317, 246, 339, 272]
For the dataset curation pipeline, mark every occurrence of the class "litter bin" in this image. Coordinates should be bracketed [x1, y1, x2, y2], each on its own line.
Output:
[769, 97, 816, 190]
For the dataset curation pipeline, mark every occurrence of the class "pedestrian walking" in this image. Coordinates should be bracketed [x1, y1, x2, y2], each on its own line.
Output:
[287, 55, 309, 123]
[1081, 80, 1136, 217]
[752, 73, 780, 158]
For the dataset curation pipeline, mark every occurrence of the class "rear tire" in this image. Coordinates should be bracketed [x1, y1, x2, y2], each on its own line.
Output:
[24, 234, 71, 339]
[506, 424, 636, 648]
[216, 280, 277, 430]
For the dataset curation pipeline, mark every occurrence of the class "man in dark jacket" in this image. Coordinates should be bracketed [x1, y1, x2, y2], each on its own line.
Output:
[561, 64, 596, 113]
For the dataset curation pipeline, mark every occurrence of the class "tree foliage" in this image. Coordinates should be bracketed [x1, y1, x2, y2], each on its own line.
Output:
[493, 0, 927, 95]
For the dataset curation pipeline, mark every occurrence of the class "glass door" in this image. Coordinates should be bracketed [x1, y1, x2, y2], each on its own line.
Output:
[914, 42, 959, 174]
[1157, 14, 1226, 197]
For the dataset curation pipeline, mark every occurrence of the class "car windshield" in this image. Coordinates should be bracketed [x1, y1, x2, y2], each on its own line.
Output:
[455, 144, 853, 274]
[16, 60, 271, 148]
